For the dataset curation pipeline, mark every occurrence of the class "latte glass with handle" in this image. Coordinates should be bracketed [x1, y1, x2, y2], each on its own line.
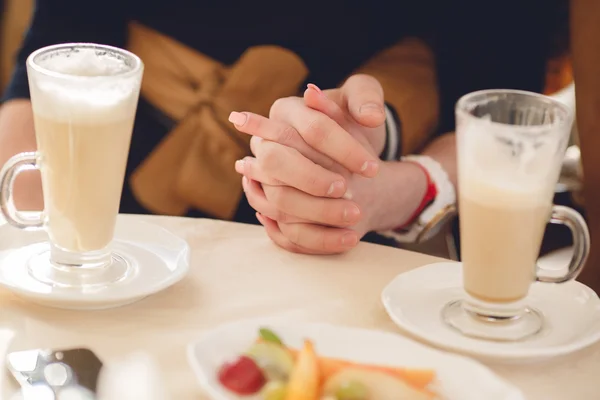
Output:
[441, 89, 590, 341]
[0, 43, 143, 288]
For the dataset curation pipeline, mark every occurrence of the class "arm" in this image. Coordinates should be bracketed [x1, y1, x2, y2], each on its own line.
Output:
[366, 132, 456, 233]
[0, 0, 128, 209]
[371, 2, 554, 233]
[570, 0, 600, 291]
[231, 3, 555, 254]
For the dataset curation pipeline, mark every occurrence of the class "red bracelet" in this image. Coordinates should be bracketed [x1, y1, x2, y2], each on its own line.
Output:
[396, 161, 438, 231]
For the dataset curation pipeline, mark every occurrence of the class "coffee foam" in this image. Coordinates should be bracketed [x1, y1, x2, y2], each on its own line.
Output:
[31, 80, 137, 124]
[30, 49, 139, 124]
[37, 47, 131, 77]
[458, 116, 563, 203]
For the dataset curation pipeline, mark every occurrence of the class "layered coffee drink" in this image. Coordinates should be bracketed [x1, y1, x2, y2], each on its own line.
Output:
[443, 89, 588, 342]
[460, 180, 552, 303]
[29, 48, 140, 253]
[457, 116, 559, 304]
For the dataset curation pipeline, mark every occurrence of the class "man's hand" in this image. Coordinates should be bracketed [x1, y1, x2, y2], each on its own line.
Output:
[229, 74, 427, 254]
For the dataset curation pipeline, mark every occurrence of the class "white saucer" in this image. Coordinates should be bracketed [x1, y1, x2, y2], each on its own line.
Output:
[381, 262, 600, 363]
[188, 318, 524, 400]
[0, 214, 190, 310]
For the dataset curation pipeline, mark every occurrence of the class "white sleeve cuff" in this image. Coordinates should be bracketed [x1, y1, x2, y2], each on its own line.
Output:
[383, 105, 400, 161]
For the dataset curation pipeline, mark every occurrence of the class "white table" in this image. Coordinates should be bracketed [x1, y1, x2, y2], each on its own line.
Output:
[1, 215, 599, 399]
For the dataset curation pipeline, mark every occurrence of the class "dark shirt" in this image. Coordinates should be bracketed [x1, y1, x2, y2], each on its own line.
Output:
[3, 0, 561, 226]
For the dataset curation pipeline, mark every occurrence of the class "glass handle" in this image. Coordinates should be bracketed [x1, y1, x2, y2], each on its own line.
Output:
[536, 205, 590, 284]
[0, 152, 44, 229]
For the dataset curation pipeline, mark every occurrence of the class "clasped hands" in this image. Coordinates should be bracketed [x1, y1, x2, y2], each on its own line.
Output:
[228, 74, 419, 254]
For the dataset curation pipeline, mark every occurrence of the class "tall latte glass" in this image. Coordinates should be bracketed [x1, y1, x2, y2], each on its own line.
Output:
[0, 43, 143, 288]
[442, 90, 590, 341]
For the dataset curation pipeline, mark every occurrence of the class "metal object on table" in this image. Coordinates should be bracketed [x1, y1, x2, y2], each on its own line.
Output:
[6, 348, 102, 399]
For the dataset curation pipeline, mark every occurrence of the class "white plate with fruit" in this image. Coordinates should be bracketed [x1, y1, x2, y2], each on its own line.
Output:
[187, 319, 524, 400]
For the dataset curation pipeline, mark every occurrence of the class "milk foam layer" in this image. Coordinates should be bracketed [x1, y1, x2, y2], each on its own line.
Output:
[29, 48, 140, 124]
[37, 47, 131, 76]
[458, 117, 563, 201]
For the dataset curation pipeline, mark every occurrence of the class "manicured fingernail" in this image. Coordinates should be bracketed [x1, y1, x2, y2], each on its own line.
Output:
[343, 205, 361, 222]
[307, 83, 323, 94]
[256, 212, 266, 225]
[341, 232, 359, 247]
[327, 180, 345, 196]
[359, 102, 383, 115]
[228, 111, 247, 126]
[360, 160, 379, 176]
[235, 159, 245, 173]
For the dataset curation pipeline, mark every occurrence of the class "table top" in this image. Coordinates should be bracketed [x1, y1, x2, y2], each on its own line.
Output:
[1, 215, 599, 399]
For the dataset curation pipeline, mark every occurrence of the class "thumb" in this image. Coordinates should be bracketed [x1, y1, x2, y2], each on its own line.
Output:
[303, 83, 347, 126]
[341, 74, 386, 128]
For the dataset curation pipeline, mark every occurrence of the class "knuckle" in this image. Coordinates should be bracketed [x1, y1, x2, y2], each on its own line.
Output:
[280, 222, 301, 244]
[320, 199, 347, 226]
[347, 73, 379, 87]
[302, 173, 323, 195]
[273, 210, 289, 223]
[269, 96, 296, 120]
[266, 186, 287, 210]
[303, 117, 329, 147]
[258, 143, 281, 170]
[339, 147, 356, 165]
[316, 230, 328, 251]
[317, 198, 337, 225]
[249, 135, 262, 156]
[278, 125, 298, 145]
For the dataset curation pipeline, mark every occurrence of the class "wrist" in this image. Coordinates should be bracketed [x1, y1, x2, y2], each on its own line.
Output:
[367, 161, 428, 232]
[376, 155, 457, 243]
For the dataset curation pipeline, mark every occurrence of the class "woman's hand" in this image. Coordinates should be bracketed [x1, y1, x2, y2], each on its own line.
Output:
[230, 74, 425, 254]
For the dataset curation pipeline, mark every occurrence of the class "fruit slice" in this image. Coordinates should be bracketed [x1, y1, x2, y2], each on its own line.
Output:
[316, 357, 435, 390]
[323, 367, 435, 400]
[217, 355, 266, 395]
[246, 341, 295, 381]
[259, 327, 284, 345]
[282, 345, 435, 390]
[261, 381, 287, 400]
[334, 379, 369, 400]
[254, 339, 435, 390]
[284, 340, 320, 400]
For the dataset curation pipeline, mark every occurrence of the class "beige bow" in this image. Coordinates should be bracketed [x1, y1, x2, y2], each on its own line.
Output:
[127, 22, 308, 219]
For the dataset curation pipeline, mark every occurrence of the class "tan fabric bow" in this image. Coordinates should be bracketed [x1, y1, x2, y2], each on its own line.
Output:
[126, 22, 439, 219]
[127, 22, 308, 219]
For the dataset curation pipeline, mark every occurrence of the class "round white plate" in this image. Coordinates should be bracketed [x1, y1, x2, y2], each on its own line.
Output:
[187, 318, 524, 400]
[0, 214, 190, 310]
[382, 262, 600, 363]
